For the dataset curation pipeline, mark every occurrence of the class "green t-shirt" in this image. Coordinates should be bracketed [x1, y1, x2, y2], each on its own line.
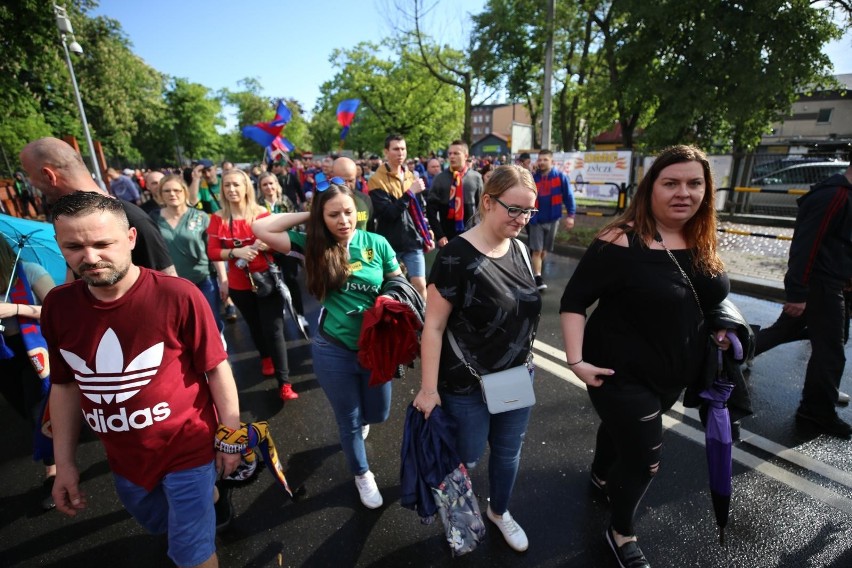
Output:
[194, 179, 221, 213]
[288, 229, 399, 349]
[157, 208, 211, 284]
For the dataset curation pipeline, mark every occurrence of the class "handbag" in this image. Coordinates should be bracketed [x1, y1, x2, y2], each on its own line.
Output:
[447, 330, 536, 414]
[248, 258, 283, 298]
[443, 239, 538, 414]
[432, 464, 486, 556]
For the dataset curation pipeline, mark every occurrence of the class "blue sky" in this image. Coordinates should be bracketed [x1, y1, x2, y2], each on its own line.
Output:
[91, 0, 851, 123]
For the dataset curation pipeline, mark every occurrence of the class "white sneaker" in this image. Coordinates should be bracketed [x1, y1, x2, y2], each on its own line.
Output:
[487, 505, 528, 552]
[355, 471, 383, 509]
[361, 424, 370, 439]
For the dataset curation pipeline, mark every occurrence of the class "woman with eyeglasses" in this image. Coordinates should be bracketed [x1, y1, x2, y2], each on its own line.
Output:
[207, 169, 298, 401]
[252, 176, 401, 509]
[156, 174, 225, 335]
[412, 165, 541, 552]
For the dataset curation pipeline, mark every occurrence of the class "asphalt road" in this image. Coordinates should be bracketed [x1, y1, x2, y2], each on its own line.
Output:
[2, 252, 852, 568]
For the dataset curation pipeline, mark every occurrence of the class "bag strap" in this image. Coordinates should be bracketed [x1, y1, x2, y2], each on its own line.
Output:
[514, 239, 534, 278]
[446, 329, 482, 380]
[654, 232, 703, 318]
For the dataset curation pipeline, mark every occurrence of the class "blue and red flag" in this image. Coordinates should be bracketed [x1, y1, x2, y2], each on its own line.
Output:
[242, 100, 292, 148]
[336, 99, 360, 140]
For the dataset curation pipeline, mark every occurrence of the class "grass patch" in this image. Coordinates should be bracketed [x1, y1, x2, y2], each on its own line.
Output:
[555, 225, 600, 248]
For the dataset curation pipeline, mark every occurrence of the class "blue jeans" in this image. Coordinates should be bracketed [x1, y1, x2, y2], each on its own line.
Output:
[312, 334, 392, 475]
[440, 389, 531, 515]
[195, 276, 224, 333]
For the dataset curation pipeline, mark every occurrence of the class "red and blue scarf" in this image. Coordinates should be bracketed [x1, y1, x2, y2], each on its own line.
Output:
[447, 167, 467, 233]
[407, 190, 433, 252]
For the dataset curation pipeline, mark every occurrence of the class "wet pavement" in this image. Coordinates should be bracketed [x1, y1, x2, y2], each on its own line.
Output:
[3, 231, 852, 568]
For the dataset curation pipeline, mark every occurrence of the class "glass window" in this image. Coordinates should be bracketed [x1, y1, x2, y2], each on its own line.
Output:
[816, 108, 832, 124]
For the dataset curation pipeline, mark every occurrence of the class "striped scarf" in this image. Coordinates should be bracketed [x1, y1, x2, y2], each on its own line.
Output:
[216, 421, 297, 497]
[407, 190, 433, 251]
[447, 167, 467, 233]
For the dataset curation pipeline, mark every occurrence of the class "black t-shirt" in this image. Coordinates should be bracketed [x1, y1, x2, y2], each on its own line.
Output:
[119, 200, 173, 271]
[560, 237, 729, 394]
[429, 237, 542, 394]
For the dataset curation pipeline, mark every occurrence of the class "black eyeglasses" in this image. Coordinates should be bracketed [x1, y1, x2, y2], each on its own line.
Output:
[315, 173, 345, 192]
[493, 197, 538, 219]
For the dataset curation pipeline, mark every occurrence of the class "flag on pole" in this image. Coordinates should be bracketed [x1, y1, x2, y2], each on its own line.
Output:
[336, 99, 360, 140]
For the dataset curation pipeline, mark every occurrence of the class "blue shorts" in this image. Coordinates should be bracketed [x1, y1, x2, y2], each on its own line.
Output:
[114, 461, 217, 567]
[397, 249, 426, 278]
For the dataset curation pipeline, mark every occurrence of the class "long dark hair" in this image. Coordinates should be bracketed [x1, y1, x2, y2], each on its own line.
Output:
[305, 183, 355, 301]
[599, 145, 723, 276]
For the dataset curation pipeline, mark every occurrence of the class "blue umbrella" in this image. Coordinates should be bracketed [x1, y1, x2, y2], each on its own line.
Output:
[0, 214, 66, 289]
[700, 329, 743, 546]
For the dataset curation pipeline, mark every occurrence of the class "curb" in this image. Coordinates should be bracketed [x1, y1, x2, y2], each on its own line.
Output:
[550, 241, 786, 303]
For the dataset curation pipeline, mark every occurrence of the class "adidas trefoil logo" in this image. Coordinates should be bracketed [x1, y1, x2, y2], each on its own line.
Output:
[60, 328, 164, 404]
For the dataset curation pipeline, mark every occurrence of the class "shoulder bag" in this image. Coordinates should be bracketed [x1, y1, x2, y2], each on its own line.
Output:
[444, 240, 538, 414]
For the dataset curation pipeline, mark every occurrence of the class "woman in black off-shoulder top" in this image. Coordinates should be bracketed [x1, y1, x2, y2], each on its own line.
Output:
[560, 145, 733, 568]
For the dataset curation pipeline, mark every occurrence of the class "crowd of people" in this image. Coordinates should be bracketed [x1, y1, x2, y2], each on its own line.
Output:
[3, 135, 851, 568]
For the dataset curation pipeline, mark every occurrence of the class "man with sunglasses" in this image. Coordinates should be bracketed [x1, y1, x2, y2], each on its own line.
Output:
[426, 140, 483, 248]
[529, 149, 576, 290]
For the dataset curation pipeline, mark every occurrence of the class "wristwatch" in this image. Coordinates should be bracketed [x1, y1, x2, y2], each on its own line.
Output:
[227, 250, 235, 260]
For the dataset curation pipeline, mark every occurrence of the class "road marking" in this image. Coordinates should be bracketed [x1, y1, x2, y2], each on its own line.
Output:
[532, 339, 852, 515]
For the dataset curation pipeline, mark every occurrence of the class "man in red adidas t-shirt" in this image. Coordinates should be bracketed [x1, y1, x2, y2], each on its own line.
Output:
[42, 192, 240, 568]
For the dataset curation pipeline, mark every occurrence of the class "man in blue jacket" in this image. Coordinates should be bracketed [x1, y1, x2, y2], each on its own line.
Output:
[776, 154, 852, 438]
[529, 149, 575, 290]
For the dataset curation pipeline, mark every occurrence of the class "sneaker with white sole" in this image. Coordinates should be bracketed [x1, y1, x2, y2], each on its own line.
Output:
[355, 471, 383, 509]
[486, 505, 528, 552]
[361, 424, 370, 439]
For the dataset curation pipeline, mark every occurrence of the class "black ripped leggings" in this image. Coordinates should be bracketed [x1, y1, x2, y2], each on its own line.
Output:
[587, 378, 680, 536]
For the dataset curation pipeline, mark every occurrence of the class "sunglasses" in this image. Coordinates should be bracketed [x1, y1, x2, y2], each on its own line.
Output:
[314, 173, 345, 192]
[493, 197, 538, 219]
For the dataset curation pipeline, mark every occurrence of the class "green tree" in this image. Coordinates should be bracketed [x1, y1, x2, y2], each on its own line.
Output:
[72, 14, 169, 163]
[221, 77, 273, 161]
[165, 78, 223, 161]
[311, 41, 464, 157]
[0, 0, 94, 168]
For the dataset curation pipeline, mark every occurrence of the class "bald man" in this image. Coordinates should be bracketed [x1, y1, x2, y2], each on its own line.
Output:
[332, 157, 374, 232]
[20, 137, 175, 277]
[141, 171, 164, 216]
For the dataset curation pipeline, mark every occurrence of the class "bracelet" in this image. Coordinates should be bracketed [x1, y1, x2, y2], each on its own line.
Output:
[16, 304, 19, 316]
[566, 358, 583, 367]
[420, 389, 437, 395]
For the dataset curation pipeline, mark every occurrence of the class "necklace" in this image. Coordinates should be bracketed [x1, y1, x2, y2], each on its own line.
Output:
[654, 232, 703, 317]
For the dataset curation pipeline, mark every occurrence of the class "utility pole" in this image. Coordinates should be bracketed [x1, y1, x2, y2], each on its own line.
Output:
[540, 0, 555, 150]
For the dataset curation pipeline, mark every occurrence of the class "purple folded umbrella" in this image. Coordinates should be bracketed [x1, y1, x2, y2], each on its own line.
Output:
[699, 330, 743, 546]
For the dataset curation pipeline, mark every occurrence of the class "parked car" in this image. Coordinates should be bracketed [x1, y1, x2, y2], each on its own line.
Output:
[749, 156, 825, 180]
[744, 161, 849, 216]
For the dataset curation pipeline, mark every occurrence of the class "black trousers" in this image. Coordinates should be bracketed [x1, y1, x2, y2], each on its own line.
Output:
[800, 280, 847, 416]
[588, 378, 680, 536]
[229, 287, 290, 386]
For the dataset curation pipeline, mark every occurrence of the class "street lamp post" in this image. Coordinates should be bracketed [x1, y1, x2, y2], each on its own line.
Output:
[54, 4, 104, 188]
